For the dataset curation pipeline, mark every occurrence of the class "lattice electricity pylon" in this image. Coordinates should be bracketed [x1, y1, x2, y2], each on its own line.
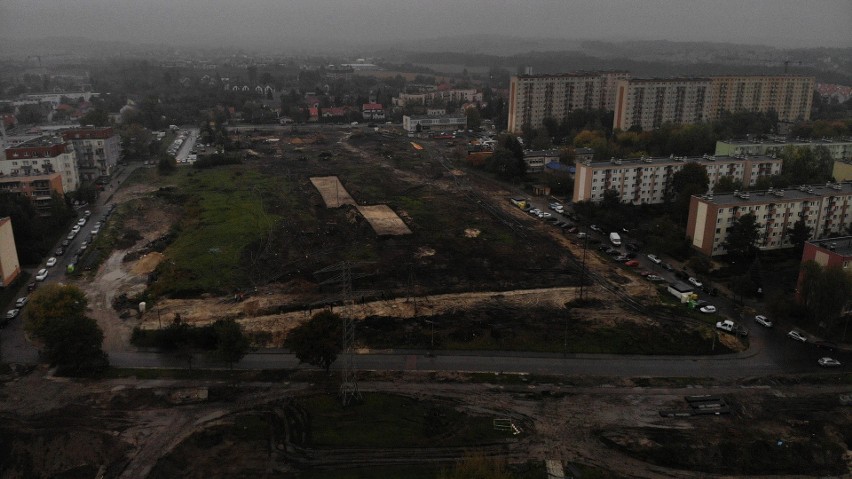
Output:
[314, 261, 375, 406]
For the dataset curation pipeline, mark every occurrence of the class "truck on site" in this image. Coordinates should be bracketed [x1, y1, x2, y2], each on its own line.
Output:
[609, 232, 622, 246]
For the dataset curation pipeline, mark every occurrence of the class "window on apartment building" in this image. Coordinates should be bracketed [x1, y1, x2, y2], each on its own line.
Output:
[716, 228, 721, 233]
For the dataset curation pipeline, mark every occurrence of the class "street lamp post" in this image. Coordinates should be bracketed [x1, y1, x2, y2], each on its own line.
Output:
[425, 320, 435, 357]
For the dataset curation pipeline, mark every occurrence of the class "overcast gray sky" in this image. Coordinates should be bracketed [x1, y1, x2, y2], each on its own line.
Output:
[1, 0, 850, 50]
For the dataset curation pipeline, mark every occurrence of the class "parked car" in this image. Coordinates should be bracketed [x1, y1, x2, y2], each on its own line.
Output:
[46, 257, 57, 267]
[716, 319, 747, 335]
[815, 341, 837, 351]
[83, 210, 91, 218]
[688, 277, 703, 288]
[638, 270, 652, 277]
[787, 330, 807, 342]
[15, 296, 28, 308]
[647, 254, 662, 264]
[625, 260, 640, 267]
[662, 263, 674, 271]
[35, 268, 48, 281]
[818, 357, 841, 367]
[576, 232, 587, 239]
[71, 225, 81, 234]
[55, 247, 65, 256]
[77, 218, 86, 226]
[5, 308, 20, 320]
[754, 315, 773, 327]
[646, 274, 665, 282]
[61, 239, 71, 247]
[700, 305, 717, 314]
[615, 255, 630, 262]
[590, 224, 604, 233]
[27, 281, 37, 292]
[716, 320, 735, 331]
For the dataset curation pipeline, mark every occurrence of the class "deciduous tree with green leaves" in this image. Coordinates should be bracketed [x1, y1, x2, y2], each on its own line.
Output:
[211, 319, 251, 368]
[788, 218, 812, 254]
[723, 212, 760, 258]
[284, 310, 343, 373]
[798, 261, 852, 330]
[25, 284, 107, 376]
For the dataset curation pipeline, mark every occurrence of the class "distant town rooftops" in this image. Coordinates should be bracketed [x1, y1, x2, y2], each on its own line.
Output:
[524, 149, 560, 157]
[695, 182, 852, 206]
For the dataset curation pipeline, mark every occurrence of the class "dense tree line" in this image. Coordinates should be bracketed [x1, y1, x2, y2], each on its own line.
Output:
[25, 284, 108, 376]
[0, 193, 75, 265]
[131, 318, 251, 368]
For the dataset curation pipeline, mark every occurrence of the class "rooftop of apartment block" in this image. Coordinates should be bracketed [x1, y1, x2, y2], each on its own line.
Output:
[579, 153, 780, 169]
[9, 135, 65, 149]
[721, 137, 852, 145]
[696, 182, 852, 206]
[515, 71, 629, 80]
[807, 236, 852, 258]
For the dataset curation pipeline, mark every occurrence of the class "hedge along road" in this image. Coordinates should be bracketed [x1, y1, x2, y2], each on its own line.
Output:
[100, 342, 790, 379]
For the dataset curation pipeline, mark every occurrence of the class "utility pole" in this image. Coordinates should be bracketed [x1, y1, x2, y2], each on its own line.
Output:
[315, 260, 374, 406]
[578, 228, 589, 301]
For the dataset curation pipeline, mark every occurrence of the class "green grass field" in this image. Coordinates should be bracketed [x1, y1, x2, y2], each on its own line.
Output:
[149, 167, 287, 296]
[302, 392, 511, 448]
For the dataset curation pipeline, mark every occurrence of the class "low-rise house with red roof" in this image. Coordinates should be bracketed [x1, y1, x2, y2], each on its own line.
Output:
[361, 103, 385, 120]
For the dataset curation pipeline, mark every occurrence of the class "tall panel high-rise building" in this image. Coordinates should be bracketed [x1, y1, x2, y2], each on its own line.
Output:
[612, 78, 711, 132]
[507, 71, 629, 134]
[706, 75, 814, 122]
[612, 75, 815, 131]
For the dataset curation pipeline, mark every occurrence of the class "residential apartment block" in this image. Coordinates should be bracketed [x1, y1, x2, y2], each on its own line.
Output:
[612, 78, 710, 131]
[613, 75, 815, 131]
[716, 138, 852, 162]
[573, 154, 782, 204]
[507, 71, 629, 134]
[61, 127, 121, 182]
[0, 173, 64, 211]
[707, 75, 814, 123]
[687, 183, 852, 256]
[393, 89, 483, 108]
[0, 217, 21, 287]
[3, 136, 80, 192]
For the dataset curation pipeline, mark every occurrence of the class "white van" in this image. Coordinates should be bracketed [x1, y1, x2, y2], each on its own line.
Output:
[609, 232, 622, 246]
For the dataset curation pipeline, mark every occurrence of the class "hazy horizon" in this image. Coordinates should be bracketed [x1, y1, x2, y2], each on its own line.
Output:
[1, 0, 850, 53]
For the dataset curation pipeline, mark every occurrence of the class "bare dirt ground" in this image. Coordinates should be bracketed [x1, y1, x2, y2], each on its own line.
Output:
[2, 368, 850, 478]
